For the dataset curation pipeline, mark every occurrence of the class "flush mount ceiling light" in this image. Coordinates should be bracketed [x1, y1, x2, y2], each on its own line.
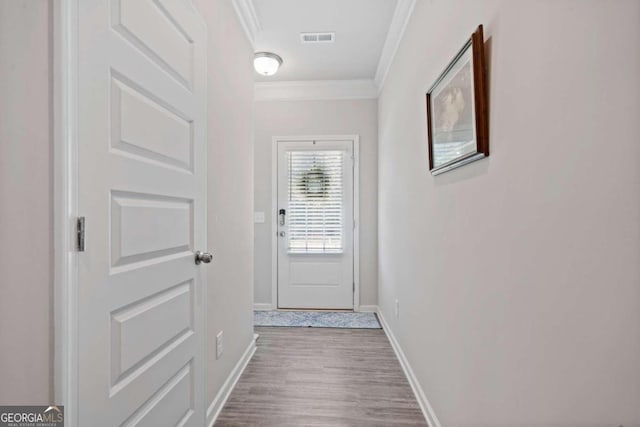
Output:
[254, 52, 283, 76]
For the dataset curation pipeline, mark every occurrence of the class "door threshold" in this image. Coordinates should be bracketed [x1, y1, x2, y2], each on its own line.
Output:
[274, 308, 354, 312]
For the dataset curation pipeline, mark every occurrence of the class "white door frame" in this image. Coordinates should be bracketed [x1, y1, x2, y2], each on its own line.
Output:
[53, 0, 79, 423]
[52, 1, 208, 425]
[271, 135, 360, 311]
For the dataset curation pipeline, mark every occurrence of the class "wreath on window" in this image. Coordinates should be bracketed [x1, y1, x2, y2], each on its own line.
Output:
[298, 163, 328, 199]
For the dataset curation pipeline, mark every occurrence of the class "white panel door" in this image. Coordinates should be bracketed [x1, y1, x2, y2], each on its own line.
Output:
[277, 140, 354, 309]
[76, 0, 207, 425]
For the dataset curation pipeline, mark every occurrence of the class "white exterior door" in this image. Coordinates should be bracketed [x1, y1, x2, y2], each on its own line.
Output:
[277, 139, 354, 309]
[76, 0, 207, 425]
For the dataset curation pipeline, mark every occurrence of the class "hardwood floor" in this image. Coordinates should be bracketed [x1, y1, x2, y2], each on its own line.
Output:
[215, 326, 427, 426]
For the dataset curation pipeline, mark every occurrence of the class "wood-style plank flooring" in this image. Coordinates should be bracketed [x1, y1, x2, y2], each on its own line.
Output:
[215, 326, 427, 426]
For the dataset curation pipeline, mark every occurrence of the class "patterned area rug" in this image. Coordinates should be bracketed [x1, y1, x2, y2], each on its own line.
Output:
[254, 310, 382, 329]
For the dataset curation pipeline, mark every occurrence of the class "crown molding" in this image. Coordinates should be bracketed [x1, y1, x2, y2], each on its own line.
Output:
[231, 0, 261, 48]
[254, 79, 378, 101]
[374, 0, 416, 93]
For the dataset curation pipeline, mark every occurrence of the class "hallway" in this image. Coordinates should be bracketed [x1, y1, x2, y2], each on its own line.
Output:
[216, 327, 426, 426]
[1, 0, 639, 425]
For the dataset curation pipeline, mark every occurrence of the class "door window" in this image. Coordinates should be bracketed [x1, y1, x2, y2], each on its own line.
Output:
[287, 150, 344, 253]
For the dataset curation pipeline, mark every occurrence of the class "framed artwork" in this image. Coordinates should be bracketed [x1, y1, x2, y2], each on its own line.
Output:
[426, 25, 489, 175]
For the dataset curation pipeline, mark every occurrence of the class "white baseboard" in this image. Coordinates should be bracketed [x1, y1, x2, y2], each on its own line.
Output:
[206, 334, 258, 427]
[253, 303, 273, 311]
[357, 305, 379, 313]
[377, 310, 442, 427]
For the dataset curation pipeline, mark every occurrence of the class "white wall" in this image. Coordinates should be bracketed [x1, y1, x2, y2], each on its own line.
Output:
[193, 0, 256, 410]
[0, 0, 52, 404]
[378, 1, 640, 426]
[254, 99, 378, 308]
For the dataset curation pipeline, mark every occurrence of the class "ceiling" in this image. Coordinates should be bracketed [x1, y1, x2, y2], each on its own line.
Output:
[251, 0, 399, 82]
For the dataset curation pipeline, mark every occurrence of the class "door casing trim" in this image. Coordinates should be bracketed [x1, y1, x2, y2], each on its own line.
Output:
[270, 135, 361, 311]
[53, 0, 78, 424]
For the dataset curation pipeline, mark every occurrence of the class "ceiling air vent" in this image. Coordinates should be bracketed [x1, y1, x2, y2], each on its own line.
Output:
[300, 32, 335, 44]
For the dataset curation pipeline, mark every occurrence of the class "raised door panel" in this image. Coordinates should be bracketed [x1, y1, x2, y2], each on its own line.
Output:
[120, 362, 194, 427]
[111, 0, 194, 88]
[111, 75, 193, 172]
[110, 191, 193, 269]
[110, 281, 194, 387]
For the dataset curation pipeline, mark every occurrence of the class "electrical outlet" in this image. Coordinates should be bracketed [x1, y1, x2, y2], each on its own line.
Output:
[216, 331, 224, 359]
[395, 299, 400, 319]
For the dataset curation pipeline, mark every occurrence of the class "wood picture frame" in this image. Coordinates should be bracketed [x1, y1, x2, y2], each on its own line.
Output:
[426, 25, 489, 175]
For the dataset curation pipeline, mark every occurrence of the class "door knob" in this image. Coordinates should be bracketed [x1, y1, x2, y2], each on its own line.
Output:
[195, 251, 213, 265]
[279, 231, 286, 237]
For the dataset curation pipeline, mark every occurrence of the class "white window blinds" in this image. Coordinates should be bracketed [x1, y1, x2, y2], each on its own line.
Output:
[287, 150, 343, 253]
